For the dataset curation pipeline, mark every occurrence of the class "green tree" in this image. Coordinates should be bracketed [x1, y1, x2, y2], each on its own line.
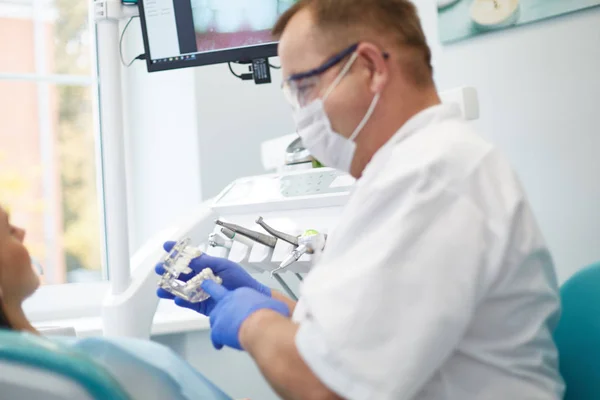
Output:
[0, 155, 45, 258]
[54, 0, 101, 276]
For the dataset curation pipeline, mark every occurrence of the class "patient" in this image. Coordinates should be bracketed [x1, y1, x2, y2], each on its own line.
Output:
[0, 206, 39, 333]
[0, 205, 232, 400]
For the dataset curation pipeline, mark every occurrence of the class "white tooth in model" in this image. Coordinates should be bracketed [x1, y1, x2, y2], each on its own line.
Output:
[470, 0, 520, 30]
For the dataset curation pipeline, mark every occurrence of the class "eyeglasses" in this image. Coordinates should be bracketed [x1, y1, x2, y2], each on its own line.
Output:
[282, 43, 358, 110]
[282, 43, 389, 109]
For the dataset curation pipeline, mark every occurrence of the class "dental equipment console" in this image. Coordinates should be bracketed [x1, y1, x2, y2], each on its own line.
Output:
[158, 216, 326, 304]
[103, 167, 353, 337]
[101, 87, 480, 338]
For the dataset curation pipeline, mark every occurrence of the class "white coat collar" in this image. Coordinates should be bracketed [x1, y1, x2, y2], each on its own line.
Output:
[388, 102, 462, 147]
[360, 103, 462, 180]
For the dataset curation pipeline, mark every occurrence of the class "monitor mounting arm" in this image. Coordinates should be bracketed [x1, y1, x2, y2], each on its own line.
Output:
[93, 0, 139, 313]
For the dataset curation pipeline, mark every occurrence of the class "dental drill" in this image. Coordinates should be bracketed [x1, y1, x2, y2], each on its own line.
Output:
[254, 217, 326, 277]
[273, 229, 326, 276]
[215, 220, 277, 248]
[217, 220, 300, 300]
[219, 227, 259, 248]
[208, 232, 233, 250]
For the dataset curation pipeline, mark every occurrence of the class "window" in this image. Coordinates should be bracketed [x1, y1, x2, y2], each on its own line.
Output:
[0, 0, 103, 285]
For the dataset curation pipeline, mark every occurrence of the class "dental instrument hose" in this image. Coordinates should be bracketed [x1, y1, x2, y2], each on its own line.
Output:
[272, 274, 298, 301]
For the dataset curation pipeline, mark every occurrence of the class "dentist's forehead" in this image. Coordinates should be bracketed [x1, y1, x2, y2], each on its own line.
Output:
[277, 8, 333, 79]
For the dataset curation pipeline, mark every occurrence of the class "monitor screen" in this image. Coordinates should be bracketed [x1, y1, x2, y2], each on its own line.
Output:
[139, 0, 297, 73]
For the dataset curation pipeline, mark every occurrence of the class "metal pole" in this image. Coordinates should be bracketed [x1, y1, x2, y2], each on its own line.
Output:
[95, 1, 133, 294]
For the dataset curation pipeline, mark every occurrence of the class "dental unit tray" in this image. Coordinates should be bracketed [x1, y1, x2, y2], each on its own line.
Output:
[158, 238, 223, 303]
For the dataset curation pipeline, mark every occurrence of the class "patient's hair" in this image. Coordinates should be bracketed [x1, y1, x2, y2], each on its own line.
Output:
[272, 0, 433, 87]
[0, 298, 12, 330]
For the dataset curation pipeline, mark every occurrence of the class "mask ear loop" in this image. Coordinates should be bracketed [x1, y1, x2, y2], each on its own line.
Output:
[322, 52, 359, 102]
[349, 92, 381, 142]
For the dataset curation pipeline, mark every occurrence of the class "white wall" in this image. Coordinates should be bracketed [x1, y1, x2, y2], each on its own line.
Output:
[190, 3, 600, 281]
[121, 19, 203, 252]
[432, 7, 600, 282]
[120, 5, 600, 282]
[127, 4, 600, 398]
[194, 63, 295, 199]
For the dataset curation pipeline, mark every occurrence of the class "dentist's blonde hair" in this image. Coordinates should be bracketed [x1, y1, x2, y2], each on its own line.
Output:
[272, 0, 433, 87]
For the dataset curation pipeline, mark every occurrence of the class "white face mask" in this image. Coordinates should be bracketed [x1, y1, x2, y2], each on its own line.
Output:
[292, 53, 381, 173]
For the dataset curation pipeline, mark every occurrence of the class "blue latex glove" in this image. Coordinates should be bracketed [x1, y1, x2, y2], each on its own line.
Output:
[202, 280, 290, 351]
[155, 241, 271, 316]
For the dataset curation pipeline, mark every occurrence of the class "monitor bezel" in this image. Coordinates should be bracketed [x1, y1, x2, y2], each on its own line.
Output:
[137, 0, 280, 73]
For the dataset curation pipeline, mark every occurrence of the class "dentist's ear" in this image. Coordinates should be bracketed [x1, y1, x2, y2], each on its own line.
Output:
[356, 42, 389, 95]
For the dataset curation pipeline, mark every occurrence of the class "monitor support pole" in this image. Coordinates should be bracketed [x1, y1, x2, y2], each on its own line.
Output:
[93, 0, 139, 297]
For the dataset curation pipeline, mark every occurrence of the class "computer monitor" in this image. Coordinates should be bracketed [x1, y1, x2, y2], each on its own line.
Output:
[138, 0, 297, 73]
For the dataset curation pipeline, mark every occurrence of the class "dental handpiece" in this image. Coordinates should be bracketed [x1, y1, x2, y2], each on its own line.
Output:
[271, 245, 309, 277]
[270, 231, 326, 277]
[216, 224, 277, 248]
[215, 220, 277, 248]
[220, 227, 257, 248]
[208, 233, 233, 249]
[255, 217, 299, 246]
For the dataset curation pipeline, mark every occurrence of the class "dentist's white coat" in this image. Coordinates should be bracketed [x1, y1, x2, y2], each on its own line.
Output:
[292, 104, 565, 400]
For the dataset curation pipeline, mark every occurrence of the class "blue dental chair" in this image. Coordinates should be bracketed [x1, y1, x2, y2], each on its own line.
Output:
[554, 262, 600, 400]
[0, 330, 233, 400]
[0, 330, 129, 400]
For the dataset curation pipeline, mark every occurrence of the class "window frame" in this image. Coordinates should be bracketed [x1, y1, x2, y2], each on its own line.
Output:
[24, 281, 109, 322]
[1, 0, 110, 320]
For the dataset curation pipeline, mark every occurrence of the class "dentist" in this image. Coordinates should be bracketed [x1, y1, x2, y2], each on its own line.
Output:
[157, 1, 564, 399]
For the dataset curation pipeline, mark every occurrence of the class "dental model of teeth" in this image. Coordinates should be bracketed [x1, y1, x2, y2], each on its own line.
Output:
[188, 268, 223, 289]
[158, 238, 223, 303]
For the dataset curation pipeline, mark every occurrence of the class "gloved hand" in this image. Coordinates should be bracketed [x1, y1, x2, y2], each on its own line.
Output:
[155, 241, 271, 316]
[201, 280, 290, 351]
